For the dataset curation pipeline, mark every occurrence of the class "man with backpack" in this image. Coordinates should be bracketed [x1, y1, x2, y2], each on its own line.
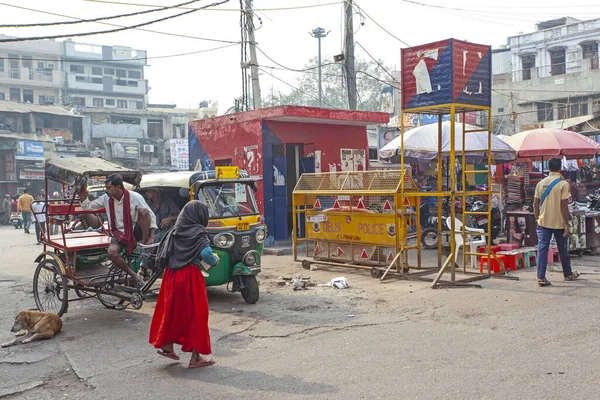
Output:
[533, 158, 580, 287]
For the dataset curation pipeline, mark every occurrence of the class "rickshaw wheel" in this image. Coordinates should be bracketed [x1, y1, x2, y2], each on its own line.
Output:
[241, 275, 259, 304]
[97, 284, 125, 309]
[33, 259, 68, 317]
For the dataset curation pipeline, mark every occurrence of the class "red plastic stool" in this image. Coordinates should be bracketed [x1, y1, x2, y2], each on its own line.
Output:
[548, 248, 560, 264]
[503, 253, 525, 270]
[479, 254, 506, 273]
[498, 243, 520, 251]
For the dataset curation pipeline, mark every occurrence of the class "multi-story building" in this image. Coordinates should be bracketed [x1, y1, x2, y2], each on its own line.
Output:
[492, 17, 600, 136]
[62, 39, 148, 110]
[0, 35, 63, 106]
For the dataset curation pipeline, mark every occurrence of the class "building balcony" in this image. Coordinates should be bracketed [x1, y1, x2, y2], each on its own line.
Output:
[0, 68, 64, 87]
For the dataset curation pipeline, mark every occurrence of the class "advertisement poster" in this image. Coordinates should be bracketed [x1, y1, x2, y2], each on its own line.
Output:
[352, 149, 366, 171]
[169, 138, 189, 171]
[16, 140, 44, 161]
[341, 149, 353, 171]
[111, 141, 140, 159]
[315, 150, 322, 173]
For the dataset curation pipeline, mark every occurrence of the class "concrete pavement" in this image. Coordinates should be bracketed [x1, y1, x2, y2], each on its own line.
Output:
[1, 225, 600, 399]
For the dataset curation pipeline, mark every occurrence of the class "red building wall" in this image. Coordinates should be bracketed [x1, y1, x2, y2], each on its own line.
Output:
[264, 121, 369, 172]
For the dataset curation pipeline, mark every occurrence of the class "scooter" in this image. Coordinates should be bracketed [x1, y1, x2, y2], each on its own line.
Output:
[10, 212, 22, 229]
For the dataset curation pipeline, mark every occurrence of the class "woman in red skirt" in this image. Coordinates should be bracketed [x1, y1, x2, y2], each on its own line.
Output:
[149, 201, 218, 368]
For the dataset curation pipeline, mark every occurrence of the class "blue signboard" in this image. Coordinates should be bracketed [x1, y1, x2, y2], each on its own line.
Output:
[16, 140, 45, 161]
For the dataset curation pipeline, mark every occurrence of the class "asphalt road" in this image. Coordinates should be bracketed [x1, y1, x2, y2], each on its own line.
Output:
[1, 225, 600, 399]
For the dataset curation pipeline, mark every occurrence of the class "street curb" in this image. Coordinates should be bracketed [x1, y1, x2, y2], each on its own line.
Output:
[262, 247, 293, 256]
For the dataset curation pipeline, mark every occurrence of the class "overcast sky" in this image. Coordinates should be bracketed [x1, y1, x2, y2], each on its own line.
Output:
[2, 0, 599, 113]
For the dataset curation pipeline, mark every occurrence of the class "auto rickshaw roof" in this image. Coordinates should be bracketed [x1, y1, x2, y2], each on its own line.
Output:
[189, 170, 255, 187]
[45, 157, 142, 187]
[139, 171, 196, 189]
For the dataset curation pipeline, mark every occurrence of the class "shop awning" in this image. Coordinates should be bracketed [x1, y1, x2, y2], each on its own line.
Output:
[542, 115, 595, 130]
[0, 101, 82, 117]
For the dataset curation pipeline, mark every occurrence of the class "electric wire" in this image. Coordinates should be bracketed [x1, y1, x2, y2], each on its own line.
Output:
[82, 0, 343, 12]
[352, 1, 410, 47]
[258, 67, 338, 109]
[0, 0, 201, 28]
[0, 2, 238, 44]
[0, 0, 230, 43]
[0, 43, 238, 63]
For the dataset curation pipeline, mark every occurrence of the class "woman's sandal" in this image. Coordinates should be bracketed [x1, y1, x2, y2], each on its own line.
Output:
[188, 357, 215, 369]
[537, 279, 552, 287]
[157, 349, 180, 361]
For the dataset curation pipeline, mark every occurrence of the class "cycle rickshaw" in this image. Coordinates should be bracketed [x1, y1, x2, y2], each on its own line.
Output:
[32, 158, 160, 316]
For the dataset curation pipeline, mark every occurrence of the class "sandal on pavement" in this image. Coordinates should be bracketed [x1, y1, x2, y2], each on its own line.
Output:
[537, 279, 552, 287]
[564, 271, 581, 281]
[157, 349, 180, 361]
[188, 358, 215, 369]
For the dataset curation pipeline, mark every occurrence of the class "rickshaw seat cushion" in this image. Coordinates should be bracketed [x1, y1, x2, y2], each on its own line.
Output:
[48, 232, 111, 250]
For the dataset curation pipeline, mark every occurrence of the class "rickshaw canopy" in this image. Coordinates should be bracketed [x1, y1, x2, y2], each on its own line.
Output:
[45, 157, 142, 188]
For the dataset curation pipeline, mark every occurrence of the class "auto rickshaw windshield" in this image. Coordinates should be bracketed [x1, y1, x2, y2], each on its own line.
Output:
[199, 182, 259, 219]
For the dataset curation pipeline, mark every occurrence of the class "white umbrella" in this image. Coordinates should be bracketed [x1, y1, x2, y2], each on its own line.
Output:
[379, 121, 517, 164]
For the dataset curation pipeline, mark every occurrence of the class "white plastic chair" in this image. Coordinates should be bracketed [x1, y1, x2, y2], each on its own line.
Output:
[446, 217, 486, 268]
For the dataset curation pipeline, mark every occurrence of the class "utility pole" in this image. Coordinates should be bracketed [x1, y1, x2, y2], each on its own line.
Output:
[244, 0, 262, 109]
[311, 27, 329, 107]
[344, 0, 357, 110]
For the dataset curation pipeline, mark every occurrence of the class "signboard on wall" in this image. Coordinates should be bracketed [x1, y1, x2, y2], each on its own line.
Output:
[111, 141, 140, 159]
[19, 168, 44, 180]
[169, 138, 189, 171]
[16, 140, 44, 161]
[5, 151, 16, 181]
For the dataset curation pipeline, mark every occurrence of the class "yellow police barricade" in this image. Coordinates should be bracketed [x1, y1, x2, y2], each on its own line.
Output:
[292, 170, 426, 279]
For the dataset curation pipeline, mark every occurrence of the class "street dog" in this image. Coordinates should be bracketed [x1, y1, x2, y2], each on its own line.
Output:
[1, 310, 62, 348]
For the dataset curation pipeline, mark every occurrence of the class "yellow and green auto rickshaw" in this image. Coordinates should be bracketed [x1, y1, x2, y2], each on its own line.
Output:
[138, 167, 266, 304]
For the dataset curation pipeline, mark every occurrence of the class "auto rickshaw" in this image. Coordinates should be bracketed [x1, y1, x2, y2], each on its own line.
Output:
[138, 167, 265, 304]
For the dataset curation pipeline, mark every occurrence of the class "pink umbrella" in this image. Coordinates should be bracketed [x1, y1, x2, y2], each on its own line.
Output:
[502, 128, 600, 160]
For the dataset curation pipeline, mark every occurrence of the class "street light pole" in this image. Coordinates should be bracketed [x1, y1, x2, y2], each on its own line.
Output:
[311, 27, 329, 107]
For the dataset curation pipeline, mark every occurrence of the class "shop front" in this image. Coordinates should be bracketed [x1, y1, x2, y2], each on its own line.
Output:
[16, 139, 45, 195]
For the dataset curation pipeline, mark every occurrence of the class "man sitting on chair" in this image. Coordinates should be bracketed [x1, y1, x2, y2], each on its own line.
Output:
[79, 174, 157, 288]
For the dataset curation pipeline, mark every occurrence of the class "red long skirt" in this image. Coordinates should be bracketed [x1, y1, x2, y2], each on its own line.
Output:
[149, 264, 212, 354]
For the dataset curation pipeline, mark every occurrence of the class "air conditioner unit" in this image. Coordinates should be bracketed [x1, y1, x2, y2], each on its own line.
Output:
[143, 144, 154, 153]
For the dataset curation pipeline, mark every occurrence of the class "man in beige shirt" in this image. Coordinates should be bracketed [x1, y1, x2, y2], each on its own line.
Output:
[17, 189, 34, 234]
[533, 158, 580, 286]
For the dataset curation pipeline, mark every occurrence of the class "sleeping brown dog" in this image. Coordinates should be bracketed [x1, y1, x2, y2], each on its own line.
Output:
[1, 310, 62, 348]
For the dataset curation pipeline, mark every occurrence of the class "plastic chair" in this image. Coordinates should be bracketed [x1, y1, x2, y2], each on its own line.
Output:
[446, 218, 486, 268]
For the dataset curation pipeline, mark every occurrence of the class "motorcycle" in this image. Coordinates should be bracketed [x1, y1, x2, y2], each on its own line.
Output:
[468, 200, 501, 244]
[10, 212, 23, 229]
[586, 189, 600, 211]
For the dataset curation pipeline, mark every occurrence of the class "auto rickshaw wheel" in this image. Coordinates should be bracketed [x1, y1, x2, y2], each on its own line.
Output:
[33, 259, 68, 317]
[241, 275, 259, 304]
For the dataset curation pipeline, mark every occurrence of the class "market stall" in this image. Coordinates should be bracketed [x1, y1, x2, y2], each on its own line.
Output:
[500, 128, 600, 251]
